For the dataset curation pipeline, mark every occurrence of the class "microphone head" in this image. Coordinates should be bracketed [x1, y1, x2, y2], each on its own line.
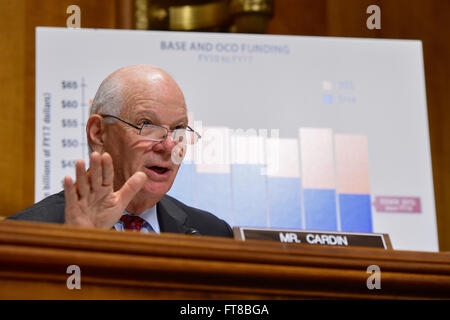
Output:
[186, 227, 201, 235]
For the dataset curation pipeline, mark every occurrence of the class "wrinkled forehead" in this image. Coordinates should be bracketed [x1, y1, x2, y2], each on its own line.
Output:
[119, 73, 187, 118]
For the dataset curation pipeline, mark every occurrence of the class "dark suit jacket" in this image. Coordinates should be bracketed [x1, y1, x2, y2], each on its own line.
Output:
[6, 191, 233, 238]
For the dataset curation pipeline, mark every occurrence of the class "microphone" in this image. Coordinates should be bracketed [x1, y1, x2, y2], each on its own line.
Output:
[185, 227, 201, 235]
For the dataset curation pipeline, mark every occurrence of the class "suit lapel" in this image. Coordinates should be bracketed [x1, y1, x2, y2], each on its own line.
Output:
[157, 196, 189, 234]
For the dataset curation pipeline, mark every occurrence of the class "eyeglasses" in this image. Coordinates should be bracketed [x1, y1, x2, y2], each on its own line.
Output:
[101, 114, 201, 145]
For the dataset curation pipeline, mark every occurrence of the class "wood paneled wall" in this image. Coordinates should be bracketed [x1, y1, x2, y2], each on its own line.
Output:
[1, 0, 449, 250]
[0, 0, 119, 216]
[0, 0, 27, 218]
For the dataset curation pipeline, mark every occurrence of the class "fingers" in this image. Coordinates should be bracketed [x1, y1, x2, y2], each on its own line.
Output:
[63, 176, 78, 222]
[89, 152, 102, 192]
[64, 176, 77, 205]
[117, 171, 147, 208]
[71, 152, 114, 201]
[75, 159, 89, 199]
[102, 152, 114, 186]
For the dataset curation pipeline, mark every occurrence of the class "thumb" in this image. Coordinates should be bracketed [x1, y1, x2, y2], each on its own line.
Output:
[117, 171, 147, 208]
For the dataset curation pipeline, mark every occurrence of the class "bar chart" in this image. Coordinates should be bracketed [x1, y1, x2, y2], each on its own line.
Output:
[168, 127, 373, 233]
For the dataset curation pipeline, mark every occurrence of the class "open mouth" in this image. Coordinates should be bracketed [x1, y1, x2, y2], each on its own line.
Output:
[147, 166, 169, 174]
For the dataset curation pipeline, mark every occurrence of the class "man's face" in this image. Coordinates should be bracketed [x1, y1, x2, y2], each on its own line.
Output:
[103, 77, 187, 202]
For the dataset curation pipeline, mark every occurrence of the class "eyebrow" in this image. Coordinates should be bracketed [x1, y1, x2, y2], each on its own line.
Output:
[133, 110, 188, 127]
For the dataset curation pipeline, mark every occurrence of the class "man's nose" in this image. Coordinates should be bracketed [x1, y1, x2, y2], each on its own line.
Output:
[153, 133, 177, 152]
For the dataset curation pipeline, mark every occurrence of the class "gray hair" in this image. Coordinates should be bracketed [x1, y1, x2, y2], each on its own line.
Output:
[88, 75, 124, 153]
[90, 74, 124, 117]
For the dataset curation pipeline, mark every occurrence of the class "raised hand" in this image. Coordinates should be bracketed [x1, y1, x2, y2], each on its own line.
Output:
[63, 152, 147, 229]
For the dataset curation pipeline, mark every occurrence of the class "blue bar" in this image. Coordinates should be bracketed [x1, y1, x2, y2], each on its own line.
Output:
[196, 172, 233, 226]
[167, 162, 196, 207]
[231, 164, 267, 228]
[303, 189, 337, 231]
[339, 194, 373, 232]
[267, 177, 302, 229]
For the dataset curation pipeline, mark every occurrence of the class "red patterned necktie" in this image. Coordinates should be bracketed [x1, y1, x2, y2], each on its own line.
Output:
[120, 215, 145, 232]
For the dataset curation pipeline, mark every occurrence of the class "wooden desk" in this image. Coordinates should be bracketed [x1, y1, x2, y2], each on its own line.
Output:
[0, 220, 449, 299]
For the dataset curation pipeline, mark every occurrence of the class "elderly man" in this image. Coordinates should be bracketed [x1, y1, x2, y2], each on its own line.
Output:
[8, 65, 233, 238]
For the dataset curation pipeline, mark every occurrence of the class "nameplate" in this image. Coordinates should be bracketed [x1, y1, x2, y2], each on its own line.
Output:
[233, 227, 392, 249]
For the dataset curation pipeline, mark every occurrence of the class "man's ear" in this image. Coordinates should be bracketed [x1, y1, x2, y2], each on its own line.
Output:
[86, 115, 105, 153]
